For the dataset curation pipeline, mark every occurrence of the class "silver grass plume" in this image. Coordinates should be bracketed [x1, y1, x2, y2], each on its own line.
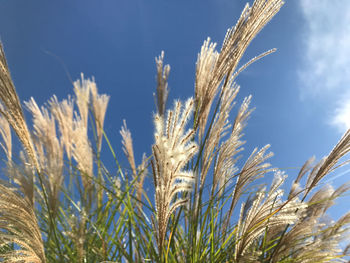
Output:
[212, 81, 242, 197]
[151, 98, 198, 251]
[305, 129, 350, 197]
[120, 120, 137, 177]
[155, 51, 170, 117]
[325, 182, 350, 212]
[90, 79, 110, 152]
[195, 37, 219, 139]
[213, 92, 254, 195]
[71, 118, 93, 193]
[271, 184, 350, 262]
[281, 211, 350, 262]
[200, 77, 240, 189]
[272, 138, 350, 262]
[307, 185, 335, 218]
[288, 156, 316, 199]
[0, 184, 46, 263]
[25, 97, 64, 217]
[73, 73, 91, 130]
[194, 0, 284, 138]
[72, 75, 94, 194]
[49, 95, 75, 160]
[223, 144, 273, 236]
[234, 171, 307, 262]
[0, 43, 40, 173]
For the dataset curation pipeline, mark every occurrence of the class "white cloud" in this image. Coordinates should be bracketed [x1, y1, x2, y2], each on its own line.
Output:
[299, 0, 350, 131]
[331, 96, 350, 133]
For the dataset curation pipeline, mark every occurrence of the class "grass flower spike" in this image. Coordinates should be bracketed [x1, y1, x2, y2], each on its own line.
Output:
[152, 98, 198, 252]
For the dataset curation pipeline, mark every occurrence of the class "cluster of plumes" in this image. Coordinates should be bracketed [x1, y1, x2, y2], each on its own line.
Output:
[149, 0, 349, 261]
[70, 74, 110, 191]
[223, 144, 274, 235]
[0, 47, 110, 262]
[268, 130, 350, 262]
[194, 0, 284, 139]
[234, 171, 307, 262]
[275, 195, 350, 263]
[24, 98, 64, 217]
[23, 74, 109, 209]
[151, 98, 198, 251]
[192, 0, 284, 234]
[0, 0, 350, 261]
[267, 184, 350, 263]
[199, 78, 242, 191]
[233, 182, 350, 262]
[180, 0, 350, 261]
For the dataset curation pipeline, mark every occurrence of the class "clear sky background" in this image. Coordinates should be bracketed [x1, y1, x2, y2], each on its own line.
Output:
[0, 0, 349, 219]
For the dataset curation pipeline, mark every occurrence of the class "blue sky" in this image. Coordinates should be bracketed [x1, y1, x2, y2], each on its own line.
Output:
[0, 0, 349, 219]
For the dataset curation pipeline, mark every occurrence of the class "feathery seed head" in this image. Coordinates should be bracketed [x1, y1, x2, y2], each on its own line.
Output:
[71, 118, 93, 192]
[235, 170, 307, 260]
[155, 51, 170, 116]
[74, 73, 91, 129]
[152, 97, 198, 251]
[25, 97, 64, 216]
[195, 37, 220, 139]
[120, 120, 137, 176]
[49, 95, 75, 160]
[90, 81, 109, 152]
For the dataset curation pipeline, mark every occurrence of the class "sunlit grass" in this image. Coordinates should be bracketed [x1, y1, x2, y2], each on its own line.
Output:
[0, 0, 350, 262]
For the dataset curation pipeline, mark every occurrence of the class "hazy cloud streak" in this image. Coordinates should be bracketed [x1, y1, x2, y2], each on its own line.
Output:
[299, 0, 350, 132]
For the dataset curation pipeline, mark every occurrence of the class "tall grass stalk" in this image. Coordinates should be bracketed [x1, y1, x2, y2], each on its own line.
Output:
[1, 0, 350, 262]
